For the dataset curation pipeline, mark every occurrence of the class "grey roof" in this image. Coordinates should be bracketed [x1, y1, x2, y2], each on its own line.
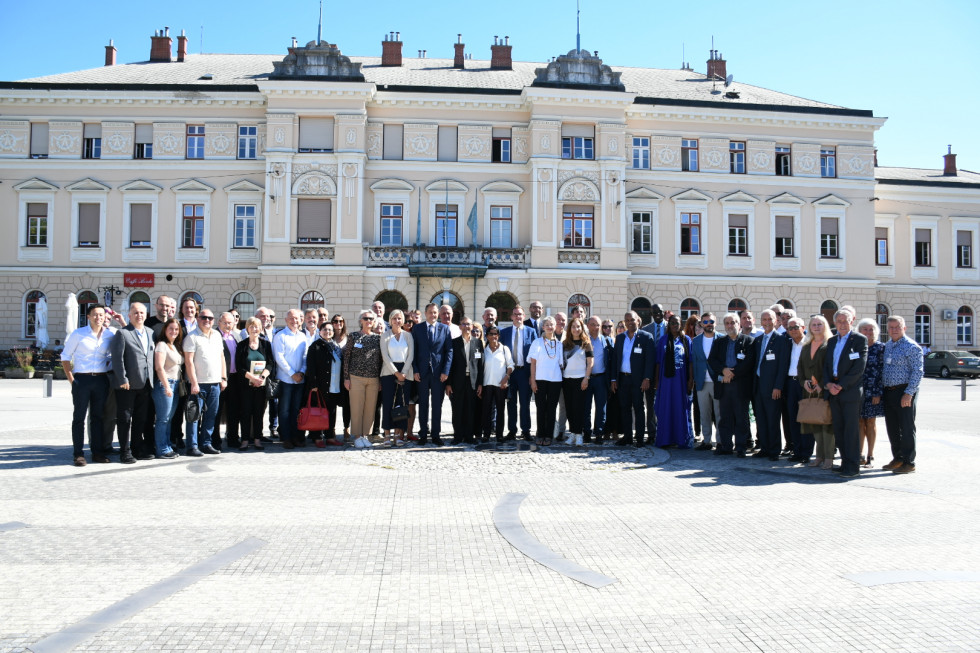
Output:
[876, 166, 980, 188]
[10, 53, 864, 114]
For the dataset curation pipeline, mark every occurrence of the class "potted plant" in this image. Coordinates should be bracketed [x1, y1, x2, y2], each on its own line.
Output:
[53, 363, 67, 380]
[5, 348, 36, 379]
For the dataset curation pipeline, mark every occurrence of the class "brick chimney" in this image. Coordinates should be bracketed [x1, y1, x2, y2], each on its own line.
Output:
[104, 39, 116, 67]
[706, 49, 726, 80]
[454, 34, 465, 69]
[381, 32, 402, 67]
[944, 145, 958, 176]
[491, 35, 512, 70]
[177, 29, 188, 62]
[150, 27, 172, 62]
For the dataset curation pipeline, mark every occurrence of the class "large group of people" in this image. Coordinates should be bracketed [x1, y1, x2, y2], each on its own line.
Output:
[60, 295, 924, 479]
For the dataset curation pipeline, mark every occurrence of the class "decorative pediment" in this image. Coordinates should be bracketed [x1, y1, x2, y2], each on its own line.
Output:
[271, 40, 365, 81]
[626, 186, 665, 201]
[813, 193, 852, 207]
[558, 177, 600, 202]
[119, 179, 163, 193]
[65, 178, 111, 192]
[13, 178, 58, 191]
[767, 192, 806, 206]
[533, 49, 625, 91]
[224, 179, 264, 193]
[370, 178, 414, 192]
[719, 190, 759, 204]
[671, 188, 712, 203]
[480, 181, 524, 195]
[425, 179, 468, 193]
[171, 179, 215, 193]
[292, 171, 336, 196]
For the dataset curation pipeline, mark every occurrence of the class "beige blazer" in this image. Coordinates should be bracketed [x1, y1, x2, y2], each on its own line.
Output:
[380, 329, 415, 378]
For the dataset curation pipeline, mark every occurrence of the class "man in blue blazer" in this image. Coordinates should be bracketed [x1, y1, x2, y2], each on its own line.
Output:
[707, 313, 756, 456]
[610, 311, 656, 446]
[752, 309, 791, 460]
[823, 308, 868, 478]
[413, 303, 453, 446]
[500, 305, 537, 440]
[691, 312, 721, 450]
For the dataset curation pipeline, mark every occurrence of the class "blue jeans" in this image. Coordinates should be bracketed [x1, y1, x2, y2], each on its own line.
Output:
[187, 383, 220, 450]
[583, 372, 608, 436]
[152, 379, 179, 455]
[277, 382, 304, 444]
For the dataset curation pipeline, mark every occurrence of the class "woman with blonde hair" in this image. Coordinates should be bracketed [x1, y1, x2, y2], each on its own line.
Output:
[798, 314, 834, 468]
[379, 309, 414, 446]
[342, 310, 383, 448]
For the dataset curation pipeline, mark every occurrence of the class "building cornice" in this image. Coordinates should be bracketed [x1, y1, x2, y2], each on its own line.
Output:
[0, 87, 265, 108]
[627, 273, 879, 288]
[626, 105, 884, 132]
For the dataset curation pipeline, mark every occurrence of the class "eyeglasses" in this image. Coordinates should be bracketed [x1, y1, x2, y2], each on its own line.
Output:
[362, 316, 375, 321]
[332, 318, 344, 323]
[787, 326, 803, 331]
[268, 314, 275, 319]
[702, 320, 715, 325]
[199, 316, 215, 321]
[602, 325, 612, 329]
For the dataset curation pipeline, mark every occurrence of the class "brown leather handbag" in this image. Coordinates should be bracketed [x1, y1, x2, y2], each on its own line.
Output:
[797, 392, 832, 425]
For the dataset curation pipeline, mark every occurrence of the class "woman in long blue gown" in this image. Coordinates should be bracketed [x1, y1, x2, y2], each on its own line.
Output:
[654, 314, 695, 448]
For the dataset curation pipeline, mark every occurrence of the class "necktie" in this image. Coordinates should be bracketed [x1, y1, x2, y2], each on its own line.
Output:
[515, 328, 523, 367]
[757, 333, 770, 375]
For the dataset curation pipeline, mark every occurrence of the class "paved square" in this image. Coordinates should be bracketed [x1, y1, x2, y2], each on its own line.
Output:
[1, 377, 978, 651]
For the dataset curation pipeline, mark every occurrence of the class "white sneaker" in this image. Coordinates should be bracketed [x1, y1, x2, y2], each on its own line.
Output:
[576, 433, 584, 446]
[354, 436, 369, 449]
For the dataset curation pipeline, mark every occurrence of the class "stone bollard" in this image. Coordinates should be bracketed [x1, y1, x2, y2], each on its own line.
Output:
[43, 373, 53, 398]
[962, 376, 968, 402]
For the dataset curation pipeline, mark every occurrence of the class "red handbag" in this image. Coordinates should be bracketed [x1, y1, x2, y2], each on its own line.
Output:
[297, 389, 332, 431]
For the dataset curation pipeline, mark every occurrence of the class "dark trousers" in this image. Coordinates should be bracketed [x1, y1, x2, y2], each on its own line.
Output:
[451, 379, 479, 442]
[268, 396, 279, 431]
[277, 382, 304, 445]
[239, 383, 268, 442]
[482, 385, 508, 439]
[883, 386, 916, 464]
[380, 368, 410, 431]
[534, 380, 562, 440]
[507, 366, 533, 436]
[115, 382, 152, 457]
[583, 372, 608, 437]
[829, 394, 862, 474]
[784, 378, 803, 456]
[562, 376, 587, 434]
[717, 388, 750, 453]
[417, 374, 446, 439]
[617, 372, 646, 442]
[216, 374, 243, 447]
[754, 388, 785, 456]
[71, 374, 109, 458]
[644, 386, 658, 441]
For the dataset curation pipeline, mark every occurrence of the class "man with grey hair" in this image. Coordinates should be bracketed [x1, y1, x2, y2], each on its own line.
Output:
[707, 312, 755, 456]
[273, 309, 309, 449]
[823, 308, 867, 478]
[110, 302, 156, 462]
[881, 315, 923, 474]
[610, 311, 655, 446]
[769, 304, 786, 334]
[753, 309, 790, 460]
[482, 307, 498, 333]
[784, 316, 807, 462]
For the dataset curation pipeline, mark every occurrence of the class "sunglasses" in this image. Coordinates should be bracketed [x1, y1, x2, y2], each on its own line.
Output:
[199, 316, 215, 321]
[332, 319, 344, 323]
[787, 326, 803, 331]
[702, 320, 715, 325]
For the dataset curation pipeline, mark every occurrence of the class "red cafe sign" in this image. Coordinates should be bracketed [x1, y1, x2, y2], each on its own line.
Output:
[124, 273, 155, 287]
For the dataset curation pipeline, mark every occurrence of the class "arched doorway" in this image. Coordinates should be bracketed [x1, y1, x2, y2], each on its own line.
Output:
[957, 306, 974, 347]
[232, 292, 256, 319]
[875, 303, 890, 342]
[485, 291, 517, 324]
[301, 290, 325, 312]
[431, 290, 464, 324]
[914, 305, 932, 345]
[631, 297, 652, 325]
[777, 299, 794, 311]
[820, 300, 838, 327]
[567, 293, 591, 319]
[374, 290, 409, 321]
[77, 290, 99, 328]
[728, 298, 747, 316]
[680, 298, 701, 322]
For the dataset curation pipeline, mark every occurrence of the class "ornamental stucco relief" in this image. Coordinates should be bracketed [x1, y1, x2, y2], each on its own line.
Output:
[292, 171, 337, 196]
[560, 181, 597, 201]
[405, 134, 434, 156]
[608, 137, 618, 153]
[558, 170, 599, 185]
[274, 128, 285, 145]
[515, 137, 527, 158]
[366, 132, 382, 157]
[0, 130, 23, 152]
[463, 136, 489, 157]
[751, 151, 771, 169]
[541, 135, 551, 150]
[346, 128, 356, 145]
[656, 146, 676, 165]
[844, 155, 868, 174]
[157, 132, 182, 155]
[704, 149, 724, 168]
[797, 153, 816, 173]
[210, 132, 232, 155]
[51, 132, 78, 153]
[104, 133, 130, 155]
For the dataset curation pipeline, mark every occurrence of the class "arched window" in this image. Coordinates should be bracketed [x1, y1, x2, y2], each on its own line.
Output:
[680, 298, 701, 322]
[180, 291, 203, 309]
[301, 290, 325, 312]
[232, 292, 256, 319]
[485, 291, 517, 324]
[957, 306, 973, 346]
[875, 303, 890, 342]
[728, 298, 747, 316]
[431, 290, 464, 324]
[631, 297, 652, 325]
[820, 300, 838, 327]
[374, 290, 408, 321]
[567, 293, 591, 319]
[777, 299, 794, 311]
[77, 291, 99, 328]
[24, 290, 45, 338]
[914, 305, 932, 345]
[129, 291, 151, 308]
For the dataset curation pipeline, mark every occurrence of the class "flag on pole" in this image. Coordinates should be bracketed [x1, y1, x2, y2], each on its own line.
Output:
[466, 202, 478, 243]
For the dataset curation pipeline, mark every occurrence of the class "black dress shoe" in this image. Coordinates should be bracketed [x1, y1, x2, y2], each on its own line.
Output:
[260, 435, 274, 443]
[521, 433, 533, 441]
[92, 455, 111, 463]
[136, 453, 156, 460]
[185, 448, 204, 457]
[752, 451, 768, 458]
[432, 437, 444, 446]
[696, 443, 713, 451]
[614, 438, 633, 447]
[715, 449, 734, 456]
[104, 447, 119, 456]
[635, 440, 646, 448]
[451, 438, 463, 445]
[158, 451, 179, 459]
[768, 455, 780, 461]
[200, 445, 220, 455]
[417, 438, 429, 446]
[120, 455, 137, 464]
[736, 451, 747, 458]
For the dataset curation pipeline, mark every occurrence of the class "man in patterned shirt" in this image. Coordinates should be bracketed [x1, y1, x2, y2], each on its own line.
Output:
[881, 315, 924, 474]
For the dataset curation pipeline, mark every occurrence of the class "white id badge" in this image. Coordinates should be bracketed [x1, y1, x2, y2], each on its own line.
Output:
[634, 347, 643, 354]
[354, 342, 363, 349]
[849, 351, 860, 360]
[474, 352, 482, 359]
[886, 357, 892, 364]
[766, 352, 776, 361]
[736, 353, 746, 360]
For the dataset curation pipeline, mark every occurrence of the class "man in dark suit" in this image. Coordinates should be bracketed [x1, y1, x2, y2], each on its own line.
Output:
[708, 312, 756, 456]
[448, 317, 484, 444]
[610, 311, 656, 447]
[752, 309, 790, 461]
[110, 302, 156, 463]
[413, 302, 453, 446]
[501, 305, 537, 440]
[524, 301, 544, 336]
[640, 303, 666, 442]
[692, 312, 721, 450]
[584, 315, 615, 443]
[823, 308, 868, 478]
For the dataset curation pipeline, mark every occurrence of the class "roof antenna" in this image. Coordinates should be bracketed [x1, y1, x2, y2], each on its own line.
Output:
[200, 25, 204, 54]
[576, 0, 581, 53]
[317, 0, 323, 45]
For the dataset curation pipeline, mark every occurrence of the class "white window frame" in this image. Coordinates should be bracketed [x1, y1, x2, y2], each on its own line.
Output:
[631, 136, 650, 170]
[915, 306, 932, 346]
[873, 213, 897, 278]
[480, 181, 523, 250]
[69, 185, 109, 263]
[226, 181, 263, 263]
[672, 190, 710, 269]
[767, 194, 803, 271]
[814, 197, 849, 273]
[721, 192, 757, 270]
[908, 215, 939, 280]
[957, 307, 974, 347]
[625, 188, 662, 268]
[489, 205, 513, 249]
[631, 211, 653, 254]
[238, 125, 258, 160]
[426, 182, 468, 247]
[173, 181, 214, 263]
[951, 218, 980, 281]
[372, 182, 414, 246]
[121, 192, 159, 263]
[23, 290, 46, 340]
[16, 182, 56, 263]
[379, 203, 405, 247]
[820, 147, 836, 178]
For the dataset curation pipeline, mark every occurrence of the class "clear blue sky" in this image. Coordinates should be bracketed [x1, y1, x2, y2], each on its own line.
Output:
[2, 0, 978, 171]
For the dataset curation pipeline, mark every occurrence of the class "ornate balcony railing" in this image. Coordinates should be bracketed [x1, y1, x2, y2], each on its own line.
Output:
[291, 245, 335, 261]
[558, 249, 600, 265]
[365, 245, 530, 269]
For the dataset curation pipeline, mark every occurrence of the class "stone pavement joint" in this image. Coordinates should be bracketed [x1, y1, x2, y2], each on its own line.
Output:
[844, 570, 980, 586]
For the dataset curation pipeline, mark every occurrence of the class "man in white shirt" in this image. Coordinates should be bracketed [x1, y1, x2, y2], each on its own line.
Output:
[184, 309, 227, 456]
[273, 309, 309, 449]
[692, 312, 721, 450]
[784, 316, 808, 462]
[302, 308, 320, 342]
[62, 304, 115, 466]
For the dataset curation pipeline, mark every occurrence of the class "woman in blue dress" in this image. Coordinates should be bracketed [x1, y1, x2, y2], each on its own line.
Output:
[857, 318, 884, 467]
[654, 314, 695, 448]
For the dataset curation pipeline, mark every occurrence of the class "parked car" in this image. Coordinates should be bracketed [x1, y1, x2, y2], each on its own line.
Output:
[923, 350, 980, 378]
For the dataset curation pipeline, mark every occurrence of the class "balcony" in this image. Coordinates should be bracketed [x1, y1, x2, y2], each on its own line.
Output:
[291, 245, 335, 262]
[365, 245, 530, 275]
[558, 249, 600, 266]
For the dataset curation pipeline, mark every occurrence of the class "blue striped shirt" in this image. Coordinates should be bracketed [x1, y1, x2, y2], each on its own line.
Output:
[882, 336, 923, 396]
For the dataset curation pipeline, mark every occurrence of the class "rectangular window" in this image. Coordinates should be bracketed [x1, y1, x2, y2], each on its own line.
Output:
[875, 227, 889, 265]
[820, 148, 836, 177]
[957, 230, 973, 268]
[186, 125, 205, 159]
[238, 126, 257, 159]
[680, 212, 701, 254]
[181, 204, 205, 248]
[492, 127, 511, 163]
[437, 126, 457, 162]
[728, 214, 748, 255]
[631, 211, 652, 253]
[233, 205, 256, 248]
[383, 124, 403, 160]
[775, 146, 791, 176]
[30, 123, 48, 159]
[561, 137, 594, 160]
[914, 228, 932, 267]
[775, 215, 794, 257]
[129, 203, 152, 248]
[490, 206, 512, 248]
[379, 204, 403, 246]
[632, 137, 650, 169]
[915, 313, 931, 345]
[820, 217, 839, 258]
[134, 124, 153, 159]
[958, 313, 973, 346]
[730, 141, 745, 174]
[297, 199, 331, 243]
[298, 117, 333, 153]
[681, 139, 698, 171]
[435, 204, 458, 247]
[83, 124, 101, 159]
[562, 209, 594, 248]
[26, 203, 48, 247]
[78, 203, 100, 247]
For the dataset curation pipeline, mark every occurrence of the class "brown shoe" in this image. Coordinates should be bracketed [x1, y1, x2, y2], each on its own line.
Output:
[73, 456, 87, 467]
[282, 440, 295, 450]
[892, 463, 916, 474]
[92, 455, 111, 464]
[882, 459, 903, 470]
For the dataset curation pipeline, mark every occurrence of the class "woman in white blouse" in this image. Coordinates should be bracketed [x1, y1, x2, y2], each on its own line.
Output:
[528, 316, 563, 447]
[379, 310, 415, 446]
[480, 326, 514, 443]
[562, 317, 594, 446]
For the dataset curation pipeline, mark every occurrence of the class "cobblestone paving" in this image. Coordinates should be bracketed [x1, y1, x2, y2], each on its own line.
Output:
[1, 377, 978, 651]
